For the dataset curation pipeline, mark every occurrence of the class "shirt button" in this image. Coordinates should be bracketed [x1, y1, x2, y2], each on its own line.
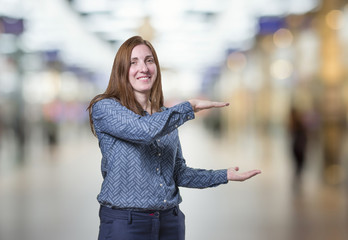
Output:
[188, 116, 191, 119]
[160, 183, 163, 187]
[175, 125, 178, 128]
[156, 168, 159, 172]
[157, 139, 160, 142]
[164, 199, 167, 203]
[158, 153, 161, 156]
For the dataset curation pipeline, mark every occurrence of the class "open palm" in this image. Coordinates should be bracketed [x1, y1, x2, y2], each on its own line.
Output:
[227, 167, 261, 181]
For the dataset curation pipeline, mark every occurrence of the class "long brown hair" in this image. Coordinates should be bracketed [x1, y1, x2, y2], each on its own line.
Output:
[87, 36, 164, 136]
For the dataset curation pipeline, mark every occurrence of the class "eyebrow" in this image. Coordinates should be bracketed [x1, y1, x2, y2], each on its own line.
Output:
[131, 55, 154, 61]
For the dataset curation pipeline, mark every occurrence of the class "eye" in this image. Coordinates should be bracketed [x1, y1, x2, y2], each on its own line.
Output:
[147, 58, 154, 63]
[130, 61, 136, 65]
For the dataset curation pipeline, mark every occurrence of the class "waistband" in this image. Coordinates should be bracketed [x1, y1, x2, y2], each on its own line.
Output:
[99, 205, 179, 222]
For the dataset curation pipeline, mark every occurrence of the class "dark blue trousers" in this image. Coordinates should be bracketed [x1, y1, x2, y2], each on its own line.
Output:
[98, 205, 185, 240]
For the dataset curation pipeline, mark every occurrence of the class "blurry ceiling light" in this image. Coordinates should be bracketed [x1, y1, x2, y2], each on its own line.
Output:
[287, 0, 319, 14]
[72, 0, 109, 13]
[217, 1, 257, 45]
[273, 28, 293, 48]
[252, 0, 319, 18]
[227, 52, 247, 72]
[326, 10, 343, 30]
[252, 0, 286, 16]
[83, 14, 140, 35]
[150, 0, 185, 31]
[20, 0, 114, 72]
[112, 1, 147, 19]
[270, 59, 293, 79]
[187, 0, 223, 13]
[0, 0, 30, 17]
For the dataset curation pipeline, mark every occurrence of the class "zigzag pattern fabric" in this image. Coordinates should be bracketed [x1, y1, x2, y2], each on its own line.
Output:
[92, 99, 228, 210]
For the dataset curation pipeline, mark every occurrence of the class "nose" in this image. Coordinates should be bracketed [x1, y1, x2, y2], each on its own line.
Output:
[139, 61, 149, 72]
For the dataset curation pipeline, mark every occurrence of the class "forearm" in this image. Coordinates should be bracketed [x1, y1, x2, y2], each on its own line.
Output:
[175, 167, 228, 189]
[92, 99, 195, 143]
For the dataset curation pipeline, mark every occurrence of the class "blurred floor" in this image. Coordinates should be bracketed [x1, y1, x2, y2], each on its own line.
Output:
[0, 120, 347, 240]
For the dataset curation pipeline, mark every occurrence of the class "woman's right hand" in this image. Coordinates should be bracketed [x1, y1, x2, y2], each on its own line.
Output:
[188, 99, 229, 113]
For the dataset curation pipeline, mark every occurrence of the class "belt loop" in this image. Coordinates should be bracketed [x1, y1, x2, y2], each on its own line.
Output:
[173, 206, 178, 216]
[128, 211, 132, 224]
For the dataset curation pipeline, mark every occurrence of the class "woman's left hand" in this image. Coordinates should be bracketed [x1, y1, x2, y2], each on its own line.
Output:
[227, 167, 261, 181]
[188, 99, 229, 113]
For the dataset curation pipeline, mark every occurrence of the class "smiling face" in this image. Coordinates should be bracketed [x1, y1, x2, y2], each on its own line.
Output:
[128, 44, 157, 98]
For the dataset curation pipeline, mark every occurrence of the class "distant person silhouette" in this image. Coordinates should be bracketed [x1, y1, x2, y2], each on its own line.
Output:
[288, 105, 307, 185]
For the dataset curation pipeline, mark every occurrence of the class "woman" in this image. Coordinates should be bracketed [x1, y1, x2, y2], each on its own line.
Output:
[88, 36, 261, 240]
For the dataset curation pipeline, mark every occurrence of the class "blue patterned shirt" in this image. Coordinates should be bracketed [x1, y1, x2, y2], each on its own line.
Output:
[92, 98, 228, 210]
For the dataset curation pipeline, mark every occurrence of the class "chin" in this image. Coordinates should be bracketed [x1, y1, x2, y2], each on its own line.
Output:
[135, 88, 152, 94]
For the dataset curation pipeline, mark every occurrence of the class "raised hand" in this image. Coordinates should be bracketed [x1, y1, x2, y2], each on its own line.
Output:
[227, 167, 261, 182]
[188, 99, 229, 113]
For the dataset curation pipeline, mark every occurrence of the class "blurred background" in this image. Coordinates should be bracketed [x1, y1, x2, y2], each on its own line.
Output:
[0, 0, 348, 239]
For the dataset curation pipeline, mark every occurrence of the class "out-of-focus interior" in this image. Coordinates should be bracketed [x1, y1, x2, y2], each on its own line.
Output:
[0, 0, 347, 239]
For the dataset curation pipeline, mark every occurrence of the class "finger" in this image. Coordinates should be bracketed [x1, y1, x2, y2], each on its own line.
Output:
[212, 102, 229, 108]
[242, 170, 261, 179]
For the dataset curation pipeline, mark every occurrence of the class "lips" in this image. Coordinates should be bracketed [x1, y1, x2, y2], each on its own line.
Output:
[137, 76, 151, 81]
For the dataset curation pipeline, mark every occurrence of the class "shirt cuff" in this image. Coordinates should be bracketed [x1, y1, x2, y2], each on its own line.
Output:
[216, 169, 229, 184]
[181, 101, 195, 121]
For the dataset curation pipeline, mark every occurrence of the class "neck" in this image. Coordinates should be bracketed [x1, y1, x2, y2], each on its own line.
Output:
[134, 92, 151, 113]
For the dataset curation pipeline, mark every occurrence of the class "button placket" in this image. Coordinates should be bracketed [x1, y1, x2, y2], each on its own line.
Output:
[155, 141, 162, 158]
